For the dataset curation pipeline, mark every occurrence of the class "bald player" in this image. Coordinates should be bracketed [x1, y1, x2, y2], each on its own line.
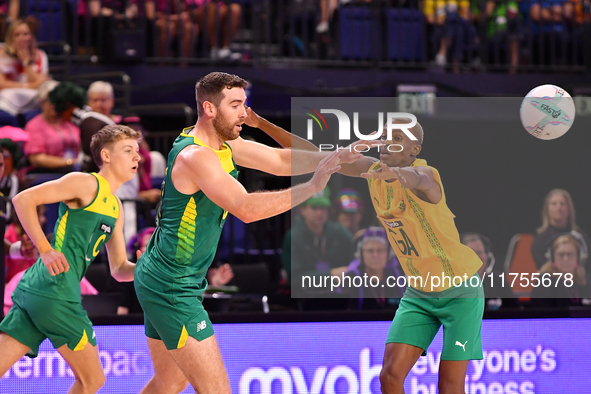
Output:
[248, 110, 484, 394]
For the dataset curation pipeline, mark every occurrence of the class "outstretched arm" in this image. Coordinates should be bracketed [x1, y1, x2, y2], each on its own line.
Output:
[179, 146, 342, 223]
[105, 199, 136, 282]
[244, 107, 377, 177]
[361, 163, 442, 204]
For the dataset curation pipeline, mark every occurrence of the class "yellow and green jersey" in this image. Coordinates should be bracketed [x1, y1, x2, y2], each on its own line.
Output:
[368, 159, 481, 291]
[17, 173, 119, 302]
[140, 128, 238, 293]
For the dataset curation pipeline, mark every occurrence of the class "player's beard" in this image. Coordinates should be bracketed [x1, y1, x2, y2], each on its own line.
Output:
[213, 108, 240, 141]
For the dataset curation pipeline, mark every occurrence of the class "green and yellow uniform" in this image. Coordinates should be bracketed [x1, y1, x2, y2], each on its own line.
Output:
[368, 159, 484, 360]
[0, 174, 119, 357]
[135, 129, 237, 350]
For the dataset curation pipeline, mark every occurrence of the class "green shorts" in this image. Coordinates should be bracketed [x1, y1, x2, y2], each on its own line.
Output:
[0, 288, 96, 358]
[135, 262, 214, 351]
[387, 276, 485, 361]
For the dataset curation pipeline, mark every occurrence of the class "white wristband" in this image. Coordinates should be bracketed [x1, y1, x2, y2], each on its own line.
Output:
[9, 241, 24, 259]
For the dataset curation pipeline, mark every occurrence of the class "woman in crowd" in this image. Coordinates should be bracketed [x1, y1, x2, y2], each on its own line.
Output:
[531, 234, 590, 307]
[0, 18, 49, 119]
[23, 81, 82, 173]
[531, 189, 590, 269]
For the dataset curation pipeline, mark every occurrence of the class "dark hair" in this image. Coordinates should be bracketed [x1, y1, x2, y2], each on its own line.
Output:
[90, 125, 142, 168]
[195, 72, 247, 117]
[48, 81, 86, 114]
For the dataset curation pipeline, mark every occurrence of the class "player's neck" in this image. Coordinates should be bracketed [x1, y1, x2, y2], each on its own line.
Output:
[191, 120, 224, 150]
[97, 168, 125, 194]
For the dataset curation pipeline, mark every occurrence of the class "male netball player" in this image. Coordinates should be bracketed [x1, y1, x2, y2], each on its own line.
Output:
[0, 125, 141, 393]
[251, 110, 484, 393]
[134, 72, 350, 394]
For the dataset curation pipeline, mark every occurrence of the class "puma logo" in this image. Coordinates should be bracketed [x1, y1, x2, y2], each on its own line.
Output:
[455, 341, 467, 351]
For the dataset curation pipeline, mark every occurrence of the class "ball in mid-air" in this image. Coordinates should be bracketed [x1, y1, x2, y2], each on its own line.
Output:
[520, 84, 575, 140]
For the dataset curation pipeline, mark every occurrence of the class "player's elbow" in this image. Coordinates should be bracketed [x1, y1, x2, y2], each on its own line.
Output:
[110, 264, 134, 282]
[234, 208, 257, 224]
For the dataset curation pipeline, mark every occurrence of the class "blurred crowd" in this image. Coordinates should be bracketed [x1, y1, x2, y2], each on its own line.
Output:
[0, 0, 588, 70]
[0, 8, 589, 317]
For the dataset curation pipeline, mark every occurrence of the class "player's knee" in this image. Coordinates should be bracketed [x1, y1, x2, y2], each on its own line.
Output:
[379, 366, 405, 390]
[171, 378, 190, 393]
[79, 370, 105, 393]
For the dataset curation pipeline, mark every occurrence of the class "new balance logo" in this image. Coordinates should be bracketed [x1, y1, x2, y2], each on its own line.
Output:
[455, 341, 467, 352]
[92, 331, 96, 339]
[196, 321, 207, 332]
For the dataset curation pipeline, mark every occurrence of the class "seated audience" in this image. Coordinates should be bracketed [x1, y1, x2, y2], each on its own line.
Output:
[147, 0, 198, 58]
[86, 81, 122, 124]
[193, 0, 242, 60]
[333, 187, 364, 237]
[112, 227, 233, 315]
[23, 81, 82, 173]
[531, 233, 591, 307]
[344, 227, 404, 310]
[46, 81, 115, 173]
[282, 186, 354, 286]
[460, 232, 516, 309]
[0, 18, 49, 119]
[531, 189, 590, 269]
[4, 204, 45, 283]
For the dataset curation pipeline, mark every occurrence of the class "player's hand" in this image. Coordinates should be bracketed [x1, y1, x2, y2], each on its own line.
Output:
[310, 150, 341, 192]
[244, 106, 261, 129]
[136, 250, 142, 261]
[337, 139, 381, 164]
[210, 263, 234, 286]
[361, 162, 407, 184]
[41, 248, 70, 276]
[20, 234, 37, 259]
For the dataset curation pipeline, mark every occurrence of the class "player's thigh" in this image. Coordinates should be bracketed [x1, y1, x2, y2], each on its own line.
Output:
[26, 295, 98, 355]
[386, 296, 441, 352]
[57, 343, 105, 389]
[438, 287, 484, 361]
[169, 335, 230, 394]
[0, 333, 31, 377]
[146, 337, 189, 392]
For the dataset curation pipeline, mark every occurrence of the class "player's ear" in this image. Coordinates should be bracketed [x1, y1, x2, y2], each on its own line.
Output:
[411, 143, 421, 156]
[203, 101, 216, 117]
[100, 147, 110, 164]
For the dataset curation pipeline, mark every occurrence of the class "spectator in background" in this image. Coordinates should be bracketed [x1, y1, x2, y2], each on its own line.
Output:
[4, 204, 44, 283]
[531, 234, 591, 307]
[316, 0, 371, 34]
[424, 0, 476, 69]
[113, 227, 234, 315]
[87, 81, 122, 124]
[0, 0, 19, 40]
[23, 80, 82, 173]
[531, 189, 590, 269]
[46, 81, 115, 173]
[333, 187, 364, 237]
[193, 0, 242, 60]
[344, 227, 404, 310]
[0, 18, 49, 119]
[460, 232, 517, 309]
[476, 0, 521, 73]
[146, 0, 198, 58]
[281, 186, 354, 286]
[0, 139, 23, 222]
